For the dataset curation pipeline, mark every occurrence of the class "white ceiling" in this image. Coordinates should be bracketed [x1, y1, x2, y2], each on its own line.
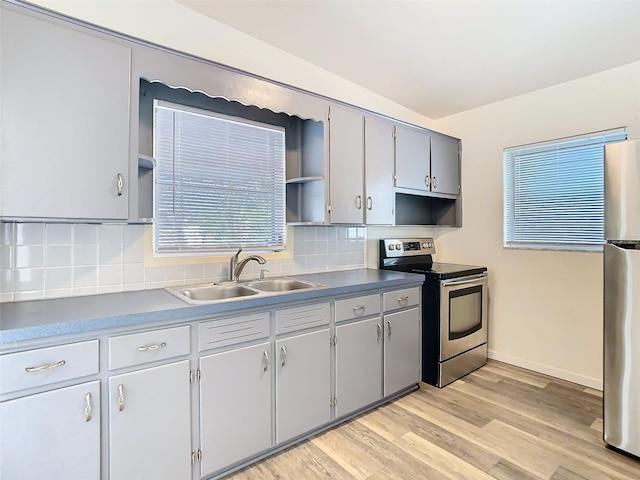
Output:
[177, 0, 640, 120]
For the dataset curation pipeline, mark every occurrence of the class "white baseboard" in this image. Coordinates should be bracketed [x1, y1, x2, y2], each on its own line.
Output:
[488, 349, 603, 391]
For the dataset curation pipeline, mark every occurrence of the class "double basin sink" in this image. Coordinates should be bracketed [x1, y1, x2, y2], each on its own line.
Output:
[165, 277, 325, 305]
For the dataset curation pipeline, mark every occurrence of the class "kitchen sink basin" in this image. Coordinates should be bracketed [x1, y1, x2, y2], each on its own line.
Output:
[166, 277, 324, 304]
[166, 283, 259, 304]
[244, 278, 323, 292]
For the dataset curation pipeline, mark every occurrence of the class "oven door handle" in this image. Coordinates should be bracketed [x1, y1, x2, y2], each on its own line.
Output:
[441, 273, 487, 287]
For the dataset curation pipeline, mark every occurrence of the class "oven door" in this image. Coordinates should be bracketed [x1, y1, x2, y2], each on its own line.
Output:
[439, 273, 488, 361]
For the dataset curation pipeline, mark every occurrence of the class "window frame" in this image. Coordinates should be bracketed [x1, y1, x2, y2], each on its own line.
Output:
[152, 99, 287, 257]
[503, 127, 627, 252]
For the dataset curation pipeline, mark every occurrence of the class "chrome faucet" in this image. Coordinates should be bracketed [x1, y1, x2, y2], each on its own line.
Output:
[229, 248, 267, 281]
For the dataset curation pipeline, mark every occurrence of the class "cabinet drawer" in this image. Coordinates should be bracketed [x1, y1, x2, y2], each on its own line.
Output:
[0, 340, 99, 394]
[199, 312, 270, 351]
[109, 325, 190, 370]
[383, 287, 420, 312]
[276, 303, 330, 335]
[335, 294, 380, 323]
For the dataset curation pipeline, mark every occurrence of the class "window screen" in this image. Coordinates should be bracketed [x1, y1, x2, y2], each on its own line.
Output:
[153, 101, 286, 254]
[503, 127, 627, 251]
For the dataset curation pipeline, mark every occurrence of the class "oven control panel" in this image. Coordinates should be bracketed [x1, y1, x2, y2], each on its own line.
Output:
[381, 238, 436, 258]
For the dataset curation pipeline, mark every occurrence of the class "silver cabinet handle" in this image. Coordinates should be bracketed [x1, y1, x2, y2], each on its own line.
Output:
[25, 360, 66, 372]
[377, 323, 382, 341]
[117, 173, 124, 196]
[387, 320, 392, 337]
[424, 176, 430, 188]
[366, 196, 373, 210]
[137, 342, 167, 352]
[397, 295, 409, 305]
[280, 346, 287, 367]
[117, 384, 125, 412]
[85, 392, 93, 422]
[352, 304, 365, 313]
[432, 177, 438, 188]
[356, 195, 362, 210]
[263, 350, 269, 372]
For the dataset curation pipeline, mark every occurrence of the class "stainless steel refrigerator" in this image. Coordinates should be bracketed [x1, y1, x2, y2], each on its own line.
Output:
[604, 138, 640, 457]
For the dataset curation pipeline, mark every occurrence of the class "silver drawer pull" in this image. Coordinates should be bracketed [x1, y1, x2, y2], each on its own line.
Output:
[263, 350, 269, 372]
[118, 384, 125, 412]
[85, 392, 93, 422]
[25, 360, 66, 372]
[117, 173, 124, 196]
[352, 304, 366, 312]
[280, 346, 287, 367]
[137, 342, 167, 352]
[397, 296, 409, 303]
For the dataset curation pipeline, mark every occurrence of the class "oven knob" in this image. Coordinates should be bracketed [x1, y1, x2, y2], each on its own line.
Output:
[423, 242, 431, 249]
[395, 244, 402, 250]
[388, 244, 394, 250]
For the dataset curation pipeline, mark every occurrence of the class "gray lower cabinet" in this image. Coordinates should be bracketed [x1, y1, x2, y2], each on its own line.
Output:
[108, 360, 192, 480]
[0, 381, 101, 480]
[199, 341, 272, 477]
[0, 7, 131, 221]
[335, 317, 383, 417]
[275, 328, 332, 443]
[383, 308, 421, 396]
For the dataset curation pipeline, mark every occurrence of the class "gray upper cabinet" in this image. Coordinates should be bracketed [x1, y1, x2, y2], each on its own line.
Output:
[328, 107, 394, 225]
[395, 124, 461, 198]
[431, 134, 461, 196]
[364, 116, 395, 225]
[0, 8, 131, 221]
[395, 125, 432, 193]
[328, 106, 365, 224]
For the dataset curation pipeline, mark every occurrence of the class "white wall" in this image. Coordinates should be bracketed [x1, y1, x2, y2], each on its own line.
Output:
[433, 61, 640, 389]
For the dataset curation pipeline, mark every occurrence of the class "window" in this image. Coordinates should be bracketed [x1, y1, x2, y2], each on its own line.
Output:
[503, 127, 627, 251]
[153, 101, 286, 255]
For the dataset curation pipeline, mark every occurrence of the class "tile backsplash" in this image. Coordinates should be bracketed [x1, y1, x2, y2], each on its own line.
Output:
[0, 223, 365, 303]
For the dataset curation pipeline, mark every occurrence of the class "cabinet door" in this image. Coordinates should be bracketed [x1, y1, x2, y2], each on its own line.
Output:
[430, 136, 460, 196]
[276, 328, 331, 443]
[384, 308, 420, 396]
[109, 361, 191, 480]
[329, 106, 364, 224]
[364, 116, 395, 225]
[336, 317, 383, 417]
[1, 10, 130, 220]
[0, 381, 100, 480]
[394, 125, 431, 193]
[199, 342, 272, 476]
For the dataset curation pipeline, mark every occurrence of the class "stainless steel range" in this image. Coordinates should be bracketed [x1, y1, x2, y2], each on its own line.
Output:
[379, 238, 488, 387]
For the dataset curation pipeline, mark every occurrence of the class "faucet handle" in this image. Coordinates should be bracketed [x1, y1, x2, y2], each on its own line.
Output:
[260, 269, 269, 280]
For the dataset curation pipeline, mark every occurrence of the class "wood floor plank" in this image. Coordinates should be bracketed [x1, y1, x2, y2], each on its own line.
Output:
[483, 360, 551, 388]
[414, 382, 549, 437]
[550, 466, 591, 480]
[487, 458, 545, 480]
[224, 361, 640, 480]
[385, 402, 502, 473]
[310, 427, 385, 480]
[395, 431, 496, 480]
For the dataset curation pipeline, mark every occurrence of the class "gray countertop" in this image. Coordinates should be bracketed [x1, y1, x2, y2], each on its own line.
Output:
[0, 269, 424, 349]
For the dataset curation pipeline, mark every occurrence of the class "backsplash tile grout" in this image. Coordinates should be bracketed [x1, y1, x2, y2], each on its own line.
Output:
[0, 223, 366, 303]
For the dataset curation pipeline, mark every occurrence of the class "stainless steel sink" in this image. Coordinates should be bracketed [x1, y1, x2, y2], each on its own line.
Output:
[244, 278, 323, 292]
[166, 283, 259, 304]
[165, 277, 324, 304]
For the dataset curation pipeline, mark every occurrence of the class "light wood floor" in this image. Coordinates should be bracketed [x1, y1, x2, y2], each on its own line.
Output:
[227, 360, 640, 480]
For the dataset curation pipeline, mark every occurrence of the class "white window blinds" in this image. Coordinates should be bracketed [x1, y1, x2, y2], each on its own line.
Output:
[503, 127, 627, 251]
[153, 101, 286, 254]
